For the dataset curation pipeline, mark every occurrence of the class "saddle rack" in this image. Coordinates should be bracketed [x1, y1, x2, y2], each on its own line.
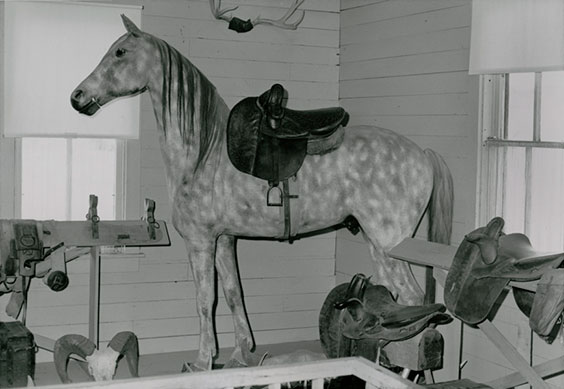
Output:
[390, 233, 564, 389]
[0, 194, 171, 353]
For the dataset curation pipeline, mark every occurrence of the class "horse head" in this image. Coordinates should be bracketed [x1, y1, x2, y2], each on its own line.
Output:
[70, 15, 153, 116]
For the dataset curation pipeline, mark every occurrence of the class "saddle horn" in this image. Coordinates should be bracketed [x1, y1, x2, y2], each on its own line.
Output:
[334, 273, 369, 310]
[465, 217, 505, 264]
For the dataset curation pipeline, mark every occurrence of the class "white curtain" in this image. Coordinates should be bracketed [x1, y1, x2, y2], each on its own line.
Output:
[4, 1, 142, 138]
[469, 0, 564, 74]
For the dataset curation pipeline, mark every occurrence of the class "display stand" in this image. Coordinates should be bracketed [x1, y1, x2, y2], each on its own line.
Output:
[390, 238, 559, 389]
[0, 195, 171, 351]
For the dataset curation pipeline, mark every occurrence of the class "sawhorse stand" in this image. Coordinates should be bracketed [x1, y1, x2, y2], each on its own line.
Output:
[0, 195, 171, 352]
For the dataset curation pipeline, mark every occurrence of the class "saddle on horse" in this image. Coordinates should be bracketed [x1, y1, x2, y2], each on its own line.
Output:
[227, 83, 349, 240]
[227, 83, 348, 187]
[331, 273, 451, 344]
[444, 217, 564, 342]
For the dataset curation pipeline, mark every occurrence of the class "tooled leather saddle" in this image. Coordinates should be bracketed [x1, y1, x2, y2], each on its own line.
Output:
[325, 274, 451, 347]
[444, 217, 564, 343]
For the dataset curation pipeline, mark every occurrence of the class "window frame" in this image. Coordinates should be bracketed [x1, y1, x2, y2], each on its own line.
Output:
[8, 137, 139, 221]
[477, 72, 564, 235]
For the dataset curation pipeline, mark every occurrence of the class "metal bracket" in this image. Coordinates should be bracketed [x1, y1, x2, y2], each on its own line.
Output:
[14, 222, 43, 278]
[86, 194, 100, 239]
[143, 198, 160, 240]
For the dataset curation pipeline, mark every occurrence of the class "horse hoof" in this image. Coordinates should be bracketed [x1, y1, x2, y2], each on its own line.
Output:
[181, 362, 206, 373]
[222, 358, 248, 369]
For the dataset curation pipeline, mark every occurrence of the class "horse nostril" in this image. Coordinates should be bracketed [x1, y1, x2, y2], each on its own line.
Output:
[72, 89, 83, 102]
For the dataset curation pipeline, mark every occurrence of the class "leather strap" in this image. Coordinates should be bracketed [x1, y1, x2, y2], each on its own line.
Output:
[281, 179, 299, 242]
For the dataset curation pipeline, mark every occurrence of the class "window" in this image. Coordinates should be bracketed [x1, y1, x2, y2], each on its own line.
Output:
[478, 71, 564, 251]
[20, 138, 122, 221]
[2, 2, 142, 221]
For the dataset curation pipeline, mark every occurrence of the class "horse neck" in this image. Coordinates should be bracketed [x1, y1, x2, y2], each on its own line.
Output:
[146, 39, 229, 182]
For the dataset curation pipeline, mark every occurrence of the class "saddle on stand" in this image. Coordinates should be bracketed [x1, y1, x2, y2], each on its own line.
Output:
[227, 83, 349, 241]
[333, 273, 452, 344]
[444, 217, 564, 343]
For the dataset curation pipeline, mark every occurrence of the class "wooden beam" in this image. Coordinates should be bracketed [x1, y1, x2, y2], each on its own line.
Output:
[40, 220, 170, 248]
[487, 356, 564, 389]
[478, 320, 549, 389]
[389, 238, 455, 271]
[391, 238, 539, 292]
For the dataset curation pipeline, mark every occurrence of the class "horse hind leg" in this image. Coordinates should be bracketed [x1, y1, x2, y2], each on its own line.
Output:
[362, 229, 424, 305]
[215, 235, 255, 367]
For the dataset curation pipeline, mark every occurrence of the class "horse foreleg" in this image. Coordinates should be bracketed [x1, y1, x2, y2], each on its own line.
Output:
[215, 235, 255, 367]
[186, 239, 217, 371]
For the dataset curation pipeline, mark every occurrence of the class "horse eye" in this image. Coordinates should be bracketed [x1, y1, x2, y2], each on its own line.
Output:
[116, 48, 126, 58]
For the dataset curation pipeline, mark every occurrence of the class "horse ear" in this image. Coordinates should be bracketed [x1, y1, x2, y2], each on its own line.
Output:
[121, 14, 142, 37]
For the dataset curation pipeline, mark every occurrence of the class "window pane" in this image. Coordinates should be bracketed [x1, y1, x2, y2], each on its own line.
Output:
[70, 139, 117, 220]
[21, 138, 117, 221]
[502, 147, 526, 233]
[529, 148, 564, 251]
[507, 73, 535, 141]
[540, 71, 564, 142]
[21, 138, 68, 219]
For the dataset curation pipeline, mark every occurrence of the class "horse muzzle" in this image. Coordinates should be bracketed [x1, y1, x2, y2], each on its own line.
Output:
[70, 89, 102, 116]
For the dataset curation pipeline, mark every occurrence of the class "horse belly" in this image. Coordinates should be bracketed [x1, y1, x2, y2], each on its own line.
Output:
[212, 126, 432, 241]
[295, 126, 433, 244]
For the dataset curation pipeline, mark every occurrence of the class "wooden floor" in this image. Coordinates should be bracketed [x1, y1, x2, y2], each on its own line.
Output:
[34, 340, 323, 386]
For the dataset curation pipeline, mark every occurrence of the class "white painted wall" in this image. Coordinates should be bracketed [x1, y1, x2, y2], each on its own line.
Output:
[339, 2, 563, 388]
[337, 0, 479, 382]
[0, 0, 340, 363]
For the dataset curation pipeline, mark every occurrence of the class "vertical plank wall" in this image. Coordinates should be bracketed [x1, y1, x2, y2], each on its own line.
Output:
[0, 0, 339, 363]
[337, 0, 479, 382]
[339, 2, 564, 387]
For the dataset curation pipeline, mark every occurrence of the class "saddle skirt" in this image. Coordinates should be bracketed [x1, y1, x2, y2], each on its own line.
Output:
[445, 217, 564, 325]
[226, 84, 349, 183]
[514, 269, 564, 344]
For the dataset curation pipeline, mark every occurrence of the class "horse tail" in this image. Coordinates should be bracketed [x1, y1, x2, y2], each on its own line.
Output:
[424, 148, 454, 245]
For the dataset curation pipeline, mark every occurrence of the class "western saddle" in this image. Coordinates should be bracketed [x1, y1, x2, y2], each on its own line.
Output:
[227, 83, 349, 241]
[333, 273, 452, 345]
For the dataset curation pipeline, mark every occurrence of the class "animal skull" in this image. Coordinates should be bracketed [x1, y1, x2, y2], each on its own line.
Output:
[53, 331, 139, 383]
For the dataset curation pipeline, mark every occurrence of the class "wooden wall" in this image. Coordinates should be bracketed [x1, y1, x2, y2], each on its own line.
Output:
[0, 0, 339, 363]
[339, 2, 563, 387]
[337, 0, 479, 382]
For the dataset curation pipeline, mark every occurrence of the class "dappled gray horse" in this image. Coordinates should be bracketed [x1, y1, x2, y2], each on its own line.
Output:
[70, 16, 453, 370]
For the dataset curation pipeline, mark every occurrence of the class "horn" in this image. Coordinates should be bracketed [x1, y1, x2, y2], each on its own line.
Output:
[107, 331, 139, 378]
[121, 14, 142, 37]
[54, 334, 96, 383]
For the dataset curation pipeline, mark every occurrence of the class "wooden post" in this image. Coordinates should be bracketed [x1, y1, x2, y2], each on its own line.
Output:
[88, 246, 101, 348]
[424, 266, 436, 304]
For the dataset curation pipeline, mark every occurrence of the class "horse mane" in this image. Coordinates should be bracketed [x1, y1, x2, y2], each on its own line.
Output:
[152, 36, 226, 173]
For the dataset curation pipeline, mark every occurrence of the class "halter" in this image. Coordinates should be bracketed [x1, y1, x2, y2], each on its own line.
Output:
[78, 97, 102, 114]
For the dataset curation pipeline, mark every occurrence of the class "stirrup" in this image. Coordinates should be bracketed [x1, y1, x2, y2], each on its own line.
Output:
[266, 184, 283, 207]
